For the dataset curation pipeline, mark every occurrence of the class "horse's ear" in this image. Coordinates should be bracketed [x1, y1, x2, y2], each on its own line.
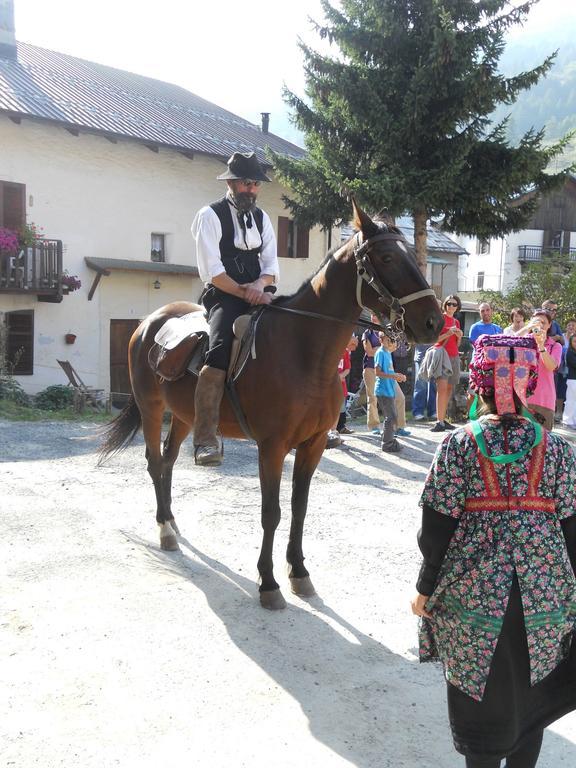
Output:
[351, 197, 380, 239]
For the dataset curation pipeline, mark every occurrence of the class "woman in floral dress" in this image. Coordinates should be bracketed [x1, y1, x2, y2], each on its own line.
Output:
[412, 334, 576, 768]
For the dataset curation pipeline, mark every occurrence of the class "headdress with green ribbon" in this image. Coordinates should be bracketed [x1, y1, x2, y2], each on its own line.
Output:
[468, 334, 542, 464]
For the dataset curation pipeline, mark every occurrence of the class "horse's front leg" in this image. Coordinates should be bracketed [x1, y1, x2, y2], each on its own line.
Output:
[257, 442, 287, 610]
[287, 432, 326, 598]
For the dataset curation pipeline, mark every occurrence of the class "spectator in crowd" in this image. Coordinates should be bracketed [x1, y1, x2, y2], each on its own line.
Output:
[374, 332, 407, 453]
[468, 302, 502, 343]
[326, 335, 357, 448]
[412, 332, 576, 768]
[362, 315, 382, 435]
[542, 299, 564, 344]
[412, 344, 437, 421]
[517, 309, 563, 430]
[503, 306, 528, 335]
[337, 335, 358, 435]
[556, 318, 576, 422]
[562, 332, 576, 429]
[392, 333, 411, 437]
[431, 295, 463, 433]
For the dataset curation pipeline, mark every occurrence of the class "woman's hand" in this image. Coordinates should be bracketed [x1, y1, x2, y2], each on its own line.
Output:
[411, 593, 432, 618]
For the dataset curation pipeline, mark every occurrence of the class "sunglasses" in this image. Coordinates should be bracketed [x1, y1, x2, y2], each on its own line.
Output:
[445, 302, 459, 307]
[240, 179, 261, 187]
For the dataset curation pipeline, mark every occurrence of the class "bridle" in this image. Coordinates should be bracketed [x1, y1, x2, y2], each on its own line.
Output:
[353, 229, 437, 338]
[262, 225, 437, 343]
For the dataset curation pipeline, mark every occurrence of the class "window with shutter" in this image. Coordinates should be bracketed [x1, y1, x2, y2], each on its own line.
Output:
[0, 181, 26, 231]
[5, 310, 34, 375]
[277, 216, 309, 259]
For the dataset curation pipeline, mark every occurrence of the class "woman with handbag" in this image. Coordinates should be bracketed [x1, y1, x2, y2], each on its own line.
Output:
[411, 334, 576, 768]
[430, 294, 463, 432]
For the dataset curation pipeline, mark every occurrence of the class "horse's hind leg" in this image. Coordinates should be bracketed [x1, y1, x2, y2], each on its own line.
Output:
[257, 442, 288, 610]
[287, 433, 326, 598]
[161, 415, 191, 537]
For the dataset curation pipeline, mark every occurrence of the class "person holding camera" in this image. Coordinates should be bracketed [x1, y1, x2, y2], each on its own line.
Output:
[516, 309, 562, 430]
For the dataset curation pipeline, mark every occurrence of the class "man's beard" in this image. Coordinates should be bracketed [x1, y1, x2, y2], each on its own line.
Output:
[230, 191, 256, 213]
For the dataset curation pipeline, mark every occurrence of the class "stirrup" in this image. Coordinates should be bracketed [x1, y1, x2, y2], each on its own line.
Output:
[194, 438, 224, 466]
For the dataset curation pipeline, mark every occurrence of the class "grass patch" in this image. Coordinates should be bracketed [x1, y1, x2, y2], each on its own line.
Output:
[0, 399, 113, 422]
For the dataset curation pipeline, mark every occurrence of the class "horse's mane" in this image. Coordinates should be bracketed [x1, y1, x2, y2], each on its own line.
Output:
[272, 249, 337, 306]
[271, 220, 408, 306]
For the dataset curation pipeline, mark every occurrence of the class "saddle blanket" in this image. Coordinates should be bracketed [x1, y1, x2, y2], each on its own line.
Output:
[154, 310, 209, 350]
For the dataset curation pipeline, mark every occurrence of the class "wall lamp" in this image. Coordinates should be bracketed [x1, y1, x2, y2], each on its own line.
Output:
[153, 279, 161, 290]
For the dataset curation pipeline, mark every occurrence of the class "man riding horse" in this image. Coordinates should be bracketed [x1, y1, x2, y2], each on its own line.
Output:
[191, 152, 279, 467]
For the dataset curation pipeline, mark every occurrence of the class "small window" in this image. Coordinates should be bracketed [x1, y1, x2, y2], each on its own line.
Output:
[476, 271, 485, 290]
[277, 216, 309, 259]
[476, 238, 489, 255]
[4, 310, 34, 375]
[151, 233, 165, 262]
[0, 180, 26, 230]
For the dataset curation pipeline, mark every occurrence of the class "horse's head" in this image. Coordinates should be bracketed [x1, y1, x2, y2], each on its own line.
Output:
[347, 200, 444, 343]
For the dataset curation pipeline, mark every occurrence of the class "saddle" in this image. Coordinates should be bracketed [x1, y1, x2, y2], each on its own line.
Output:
[148, 308, 264, 383]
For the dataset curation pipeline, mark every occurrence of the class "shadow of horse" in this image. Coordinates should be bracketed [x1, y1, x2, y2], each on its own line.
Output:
[121, 534, 576, 767]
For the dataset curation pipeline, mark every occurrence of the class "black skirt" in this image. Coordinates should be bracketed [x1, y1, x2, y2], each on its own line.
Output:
[448, 576, 576, 759]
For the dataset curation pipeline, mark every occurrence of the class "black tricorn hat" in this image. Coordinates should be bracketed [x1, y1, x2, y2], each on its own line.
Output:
[217, 151, 271, 182]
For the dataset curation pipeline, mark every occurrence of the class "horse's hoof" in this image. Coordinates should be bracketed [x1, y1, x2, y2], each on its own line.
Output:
[260, 589, 287, 610]
[290, 576, 316, 597]
[159, 521, 180, 552]
[160, 535, 180, 551]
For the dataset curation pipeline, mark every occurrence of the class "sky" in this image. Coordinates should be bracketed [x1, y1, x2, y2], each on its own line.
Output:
[11, 0, 576, 144]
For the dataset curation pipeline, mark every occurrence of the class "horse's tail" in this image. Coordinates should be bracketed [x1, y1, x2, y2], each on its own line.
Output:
[98, 396, 142, 464]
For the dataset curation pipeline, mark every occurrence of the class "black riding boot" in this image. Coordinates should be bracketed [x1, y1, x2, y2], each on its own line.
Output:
[193, 366, 226, 466]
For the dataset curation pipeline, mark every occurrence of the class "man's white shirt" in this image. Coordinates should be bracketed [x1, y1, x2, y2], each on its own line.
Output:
[191, 198, 279, 285]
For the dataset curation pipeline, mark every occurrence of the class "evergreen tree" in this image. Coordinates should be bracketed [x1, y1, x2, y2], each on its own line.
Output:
[272, 0, 573, 272]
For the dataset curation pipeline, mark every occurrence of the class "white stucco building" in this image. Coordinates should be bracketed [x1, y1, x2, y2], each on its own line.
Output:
[0, 14, 329, 398]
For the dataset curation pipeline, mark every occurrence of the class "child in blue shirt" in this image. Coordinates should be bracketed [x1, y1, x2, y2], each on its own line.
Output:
[374, 333, 407, 453]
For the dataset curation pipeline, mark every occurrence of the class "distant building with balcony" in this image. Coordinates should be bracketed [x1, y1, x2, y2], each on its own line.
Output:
[456, 175, 576, 296]
[0, 19, 329, 397]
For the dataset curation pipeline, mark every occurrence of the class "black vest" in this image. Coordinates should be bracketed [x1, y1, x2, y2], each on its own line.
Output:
[210, 197, 264, 285]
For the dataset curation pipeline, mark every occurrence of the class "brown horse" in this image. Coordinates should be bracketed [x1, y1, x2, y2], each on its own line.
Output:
[100, 201, 443, 609]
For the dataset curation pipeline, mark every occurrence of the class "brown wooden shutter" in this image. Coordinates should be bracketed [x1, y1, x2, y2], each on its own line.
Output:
[6, 310, 34, 375]
[296, 226, 309, 259]
[0, 181, 26, 230]
[277, 216, 289, 258]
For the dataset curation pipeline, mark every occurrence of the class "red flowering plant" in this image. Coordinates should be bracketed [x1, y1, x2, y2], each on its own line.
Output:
[18, 222, 44, 248]
[0, 227, 19, 255]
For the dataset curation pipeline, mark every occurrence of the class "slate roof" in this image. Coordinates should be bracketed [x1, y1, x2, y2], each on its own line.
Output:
[341, 218, 467, 255]
[0, 41, 305, 164]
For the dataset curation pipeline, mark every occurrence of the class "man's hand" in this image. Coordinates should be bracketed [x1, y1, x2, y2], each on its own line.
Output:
[395, 373, 407, 383]
[242, 280, 273, 305]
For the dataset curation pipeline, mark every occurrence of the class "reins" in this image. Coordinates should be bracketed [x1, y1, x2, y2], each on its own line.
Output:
[263, 227, 436, 343]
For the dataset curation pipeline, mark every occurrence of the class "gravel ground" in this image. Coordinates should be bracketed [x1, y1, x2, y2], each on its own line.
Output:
[2, 417, 576, 768]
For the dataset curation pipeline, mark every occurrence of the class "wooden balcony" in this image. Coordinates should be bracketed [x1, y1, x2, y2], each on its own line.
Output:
[0, 240, 63, 301]
[518, 245, 576, 263]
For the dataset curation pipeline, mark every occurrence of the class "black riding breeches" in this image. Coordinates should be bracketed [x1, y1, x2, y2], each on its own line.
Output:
[202, 287, 251, 371]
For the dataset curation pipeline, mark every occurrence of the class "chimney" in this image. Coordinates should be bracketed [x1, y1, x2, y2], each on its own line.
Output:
[0, 0, 17, 60]
[260, 112, 270, 135]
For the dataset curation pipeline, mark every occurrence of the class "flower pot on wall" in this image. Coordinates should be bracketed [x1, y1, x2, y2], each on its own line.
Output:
[65, 333, 77, 345]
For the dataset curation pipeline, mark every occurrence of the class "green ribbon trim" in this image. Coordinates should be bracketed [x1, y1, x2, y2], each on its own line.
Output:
[524, 603, 576, 630]
[468, 396, 543, 464]
[443, 594, 503, 633]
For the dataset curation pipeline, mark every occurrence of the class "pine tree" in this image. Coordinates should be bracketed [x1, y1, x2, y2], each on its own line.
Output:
[272, 0, 573, 272]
